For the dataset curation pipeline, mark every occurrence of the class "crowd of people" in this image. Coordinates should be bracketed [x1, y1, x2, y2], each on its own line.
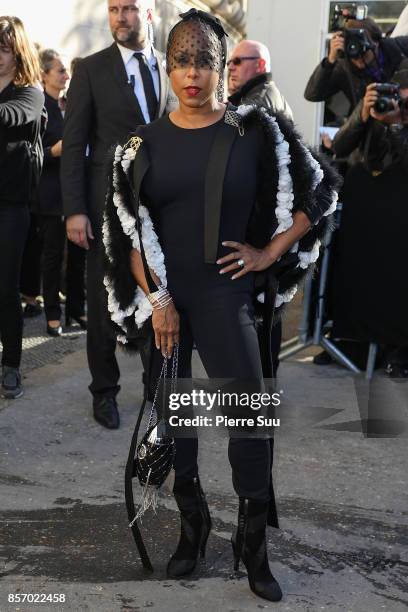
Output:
[305, 13, 408, 376]
[1, 1, 408, 602]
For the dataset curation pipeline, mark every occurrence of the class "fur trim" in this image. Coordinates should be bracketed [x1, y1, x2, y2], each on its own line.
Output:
[234, 104, 340, 308]
[103, 108, 341, 343]
[102, 141, 166, 343]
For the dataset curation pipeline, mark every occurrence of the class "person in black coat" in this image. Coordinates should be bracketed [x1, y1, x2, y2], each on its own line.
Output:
[304, 17, 408, 108]
[330, 69, 408, 377]
[61, 0, 176, 429]
[228, 39, 293, 121]
[0, 16, 44, 399]
[37, 49, 86, 336]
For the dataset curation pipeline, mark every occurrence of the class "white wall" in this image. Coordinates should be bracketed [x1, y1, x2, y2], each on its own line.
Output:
[0, 0, 112, 60]
[247, 0, 327, 145]
[1, 0, 243, 65]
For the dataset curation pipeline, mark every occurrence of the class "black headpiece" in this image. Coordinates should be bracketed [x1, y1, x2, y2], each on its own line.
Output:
[178, 8, 228, 67]
[166, 9, 229, 100]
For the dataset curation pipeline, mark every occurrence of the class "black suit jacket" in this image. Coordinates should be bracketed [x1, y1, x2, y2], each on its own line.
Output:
[61, 43, 174, 220]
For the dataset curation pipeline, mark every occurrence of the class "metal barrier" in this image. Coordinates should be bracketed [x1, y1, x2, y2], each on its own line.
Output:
[279, 204, 379, 379]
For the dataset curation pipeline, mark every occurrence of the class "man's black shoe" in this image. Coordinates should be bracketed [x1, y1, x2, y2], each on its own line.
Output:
[93, 396, 120, 429]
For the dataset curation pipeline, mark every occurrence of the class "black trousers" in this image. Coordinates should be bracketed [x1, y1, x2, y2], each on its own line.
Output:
[20, 212, 42, 298]
[38, 215, 86, 321]
[66, 239, 86, 320]
[86, 235, 120, 398]
[0, 201, 30, 368]
[150, 281, 275, 503]
[86, 165, 125, 399]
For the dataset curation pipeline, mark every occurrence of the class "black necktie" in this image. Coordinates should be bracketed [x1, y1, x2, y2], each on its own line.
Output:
[134, 52, 158, 122]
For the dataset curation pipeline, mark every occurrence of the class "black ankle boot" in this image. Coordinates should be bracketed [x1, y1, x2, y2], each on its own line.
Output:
[231, 498, 282, 602]
[166, 476, 212, 578]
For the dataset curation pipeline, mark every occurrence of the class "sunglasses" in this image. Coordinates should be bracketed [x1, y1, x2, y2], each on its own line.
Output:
[226, 56, 260, 67]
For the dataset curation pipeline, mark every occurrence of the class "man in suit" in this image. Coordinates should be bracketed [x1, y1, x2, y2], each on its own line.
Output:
[61, 0, 174, 429]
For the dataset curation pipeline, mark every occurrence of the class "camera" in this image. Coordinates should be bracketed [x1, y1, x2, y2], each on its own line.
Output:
[331, 3, 368, 31]
[344, 28, 374, 59]
[374, 83, 401, 114]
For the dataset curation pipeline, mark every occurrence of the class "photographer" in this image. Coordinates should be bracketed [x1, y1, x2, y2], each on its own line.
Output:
[304, 17, 408, 108]
[331, 70, 408, 377]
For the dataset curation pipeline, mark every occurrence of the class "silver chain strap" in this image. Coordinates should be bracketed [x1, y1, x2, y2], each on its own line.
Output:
[146, 344, 179, 430]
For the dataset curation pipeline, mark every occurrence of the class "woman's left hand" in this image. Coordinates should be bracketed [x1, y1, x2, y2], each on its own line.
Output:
[217, 241, 275, 280]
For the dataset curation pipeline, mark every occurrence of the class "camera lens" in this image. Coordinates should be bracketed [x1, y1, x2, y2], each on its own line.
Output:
[374, 98, 395, 114]
[347, 41, 360, 58]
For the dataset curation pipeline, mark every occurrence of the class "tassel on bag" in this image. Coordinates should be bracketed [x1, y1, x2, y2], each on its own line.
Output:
[130, 345, 179, 523]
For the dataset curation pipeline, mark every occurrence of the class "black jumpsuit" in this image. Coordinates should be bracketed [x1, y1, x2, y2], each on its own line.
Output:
[137, 113, 273, 502]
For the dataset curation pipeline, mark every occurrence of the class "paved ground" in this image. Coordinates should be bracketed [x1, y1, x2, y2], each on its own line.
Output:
[0, 310, 407, 612]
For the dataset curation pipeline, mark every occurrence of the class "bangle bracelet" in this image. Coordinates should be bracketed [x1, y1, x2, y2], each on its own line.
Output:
[152, 297, 173, 310]
[147, 285, 173, 310]
[147, 285, 168, 304]
[151, 296, 173, 310]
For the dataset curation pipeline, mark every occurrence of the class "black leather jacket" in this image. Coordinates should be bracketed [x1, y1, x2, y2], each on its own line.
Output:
[229, 73, 293, 121]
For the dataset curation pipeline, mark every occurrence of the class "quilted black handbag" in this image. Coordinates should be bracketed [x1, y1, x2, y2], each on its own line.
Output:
[125, 344, 178, 571]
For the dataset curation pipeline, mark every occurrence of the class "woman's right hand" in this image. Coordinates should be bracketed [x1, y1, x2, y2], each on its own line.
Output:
[152, 301, 180, 358]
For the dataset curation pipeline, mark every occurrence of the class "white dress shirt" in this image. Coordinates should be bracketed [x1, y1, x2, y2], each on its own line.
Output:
[116, 43, 160, 124]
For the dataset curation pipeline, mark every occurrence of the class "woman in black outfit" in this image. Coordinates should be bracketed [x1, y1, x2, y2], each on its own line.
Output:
[37, 49, 87, 336]
[103, 10, 339, 602]
[0, 16, 44, 399]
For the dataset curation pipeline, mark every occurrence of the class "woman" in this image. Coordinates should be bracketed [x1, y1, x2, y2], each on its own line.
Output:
[0, 16, 44, 399]
[37, 49, 87, 336]
[103, 10, 339, 602]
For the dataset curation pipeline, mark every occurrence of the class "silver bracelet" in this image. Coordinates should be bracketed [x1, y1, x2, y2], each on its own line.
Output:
[152, 297, 173, 310]
[147, 285, 173, 310]
[147, 285, 168, 304]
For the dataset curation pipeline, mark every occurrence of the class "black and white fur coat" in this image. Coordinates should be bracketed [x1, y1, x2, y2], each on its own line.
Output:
[102, 104, 340, 347]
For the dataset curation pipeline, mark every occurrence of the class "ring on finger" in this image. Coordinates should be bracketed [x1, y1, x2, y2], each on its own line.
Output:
[237, 258, 245, 268]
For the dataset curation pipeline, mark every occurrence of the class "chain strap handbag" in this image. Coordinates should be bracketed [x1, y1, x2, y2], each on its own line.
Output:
[130, 344, 178, 525]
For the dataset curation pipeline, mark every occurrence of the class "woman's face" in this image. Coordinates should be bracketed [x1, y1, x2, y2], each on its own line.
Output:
[0, 43, 16, 80]
[43, 58, 69, 94]
[170, 55, 219, 108]
[167, 20, 222, 108]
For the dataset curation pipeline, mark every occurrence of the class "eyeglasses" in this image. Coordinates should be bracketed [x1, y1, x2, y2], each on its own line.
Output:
[226, 56, 260, 67]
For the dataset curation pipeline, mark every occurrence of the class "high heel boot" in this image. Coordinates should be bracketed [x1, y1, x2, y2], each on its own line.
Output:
[166, 476, 212, 578]
[231, 498, 282, 602]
